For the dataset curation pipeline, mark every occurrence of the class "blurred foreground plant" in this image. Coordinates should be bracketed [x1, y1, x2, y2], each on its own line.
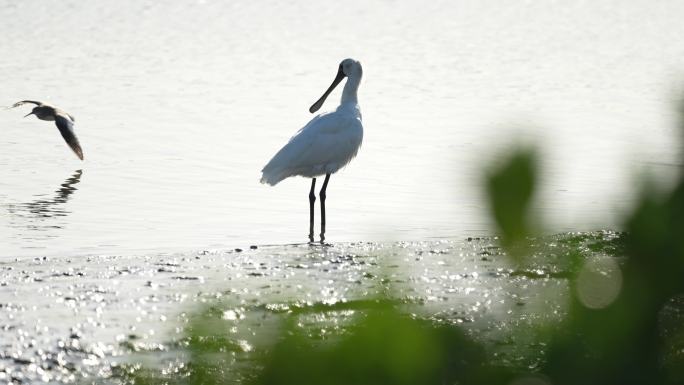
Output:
[252, 302, 511, 385]
[121, 104, 684, 385]
[485, 148, 538, 260]
[484, 141, 684, 384]
[122, 300, 513, 385]
[540, 169, 684, 384]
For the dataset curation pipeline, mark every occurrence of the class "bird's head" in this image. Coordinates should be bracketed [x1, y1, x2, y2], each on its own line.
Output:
[309, 58, 362, 114]
[23, 108, 37, 118]
[340, 58, 362, 79]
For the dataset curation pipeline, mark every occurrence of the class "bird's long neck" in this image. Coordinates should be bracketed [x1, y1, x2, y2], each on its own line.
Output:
[341, 72, 362, 106]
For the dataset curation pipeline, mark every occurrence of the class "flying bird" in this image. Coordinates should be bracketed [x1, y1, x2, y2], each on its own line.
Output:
[10, 100, 84, 160]
[261, 58, 364, 243]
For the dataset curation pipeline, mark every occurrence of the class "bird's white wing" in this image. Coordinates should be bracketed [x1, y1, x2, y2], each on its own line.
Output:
[55, 114, 84, 160]
[261, 111, 363, 185]
[288, 112, 362, 167]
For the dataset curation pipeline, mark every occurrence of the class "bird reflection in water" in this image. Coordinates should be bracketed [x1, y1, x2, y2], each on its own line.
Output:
[6, 169, 83, 233]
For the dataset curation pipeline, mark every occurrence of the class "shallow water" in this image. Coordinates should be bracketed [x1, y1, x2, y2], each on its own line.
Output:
[1, 0, 683, 256]
[0, 234, 622, 384]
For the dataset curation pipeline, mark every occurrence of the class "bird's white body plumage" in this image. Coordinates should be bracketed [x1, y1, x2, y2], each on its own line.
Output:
[261, 103, 362, 185]
[261, 59, 364, 186]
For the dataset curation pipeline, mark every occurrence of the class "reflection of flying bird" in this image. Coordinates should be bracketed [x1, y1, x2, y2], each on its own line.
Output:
[21, 169, 83, 218]
[261, 58, 364, 242]
[10, 100, 84, 160]
[5, 168, 83, 235]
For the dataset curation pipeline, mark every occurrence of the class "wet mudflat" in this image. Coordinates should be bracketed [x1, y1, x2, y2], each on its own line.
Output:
[0, 232, 621, 384]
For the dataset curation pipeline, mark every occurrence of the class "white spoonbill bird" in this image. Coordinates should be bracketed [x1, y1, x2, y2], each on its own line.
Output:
[261, 58, 364, 242]
[10, 100, 84, 160]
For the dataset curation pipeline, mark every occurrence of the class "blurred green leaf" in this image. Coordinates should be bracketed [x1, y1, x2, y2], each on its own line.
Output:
[485, 148, 538, 259]
[541, 162, 684, 385]
[253, 303, 511, 385]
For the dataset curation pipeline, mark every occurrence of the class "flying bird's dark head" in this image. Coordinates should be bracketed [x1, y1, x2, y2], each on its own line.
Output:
[23, 108, 37, 118]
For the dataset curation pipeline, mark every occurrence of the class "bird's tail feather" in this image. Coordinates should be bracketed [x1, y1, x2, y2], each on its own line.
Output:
[260, 169, 287, 186]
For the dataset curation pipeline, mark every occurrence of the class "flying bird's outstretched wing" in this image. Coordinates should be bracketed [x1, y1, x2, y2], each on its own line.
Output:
[10, 100, 42, 108]
[54, 114, 84, 160]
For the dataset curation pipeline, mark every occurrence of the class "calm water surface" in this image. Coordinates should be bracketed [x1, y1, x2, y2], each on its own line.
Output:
[1, 0, 683, 257]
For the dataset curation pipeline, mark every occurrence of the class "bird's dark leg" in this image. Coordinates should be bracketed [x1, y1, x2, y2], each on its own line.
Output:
[319, 173, 331, 243]
[308, 178, 317, 243]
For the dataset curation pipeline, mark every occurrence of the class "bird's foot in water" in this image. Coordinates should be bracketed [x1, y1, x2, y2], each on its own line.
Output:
[319, 233, 332, 246]
[306, 236, 332, 247]
[307, 242, 333, 247]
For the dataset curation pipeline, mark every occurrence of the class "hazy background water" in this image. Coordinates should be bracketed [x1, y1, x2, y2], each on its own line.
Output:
[1, 0, 683, 257]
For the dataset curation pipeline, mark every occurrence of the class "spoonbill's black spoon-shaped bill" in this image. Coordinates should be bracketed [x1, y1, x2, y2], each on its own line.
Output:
[9, 100, 84, 160]
[260, 58, 364, 243]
